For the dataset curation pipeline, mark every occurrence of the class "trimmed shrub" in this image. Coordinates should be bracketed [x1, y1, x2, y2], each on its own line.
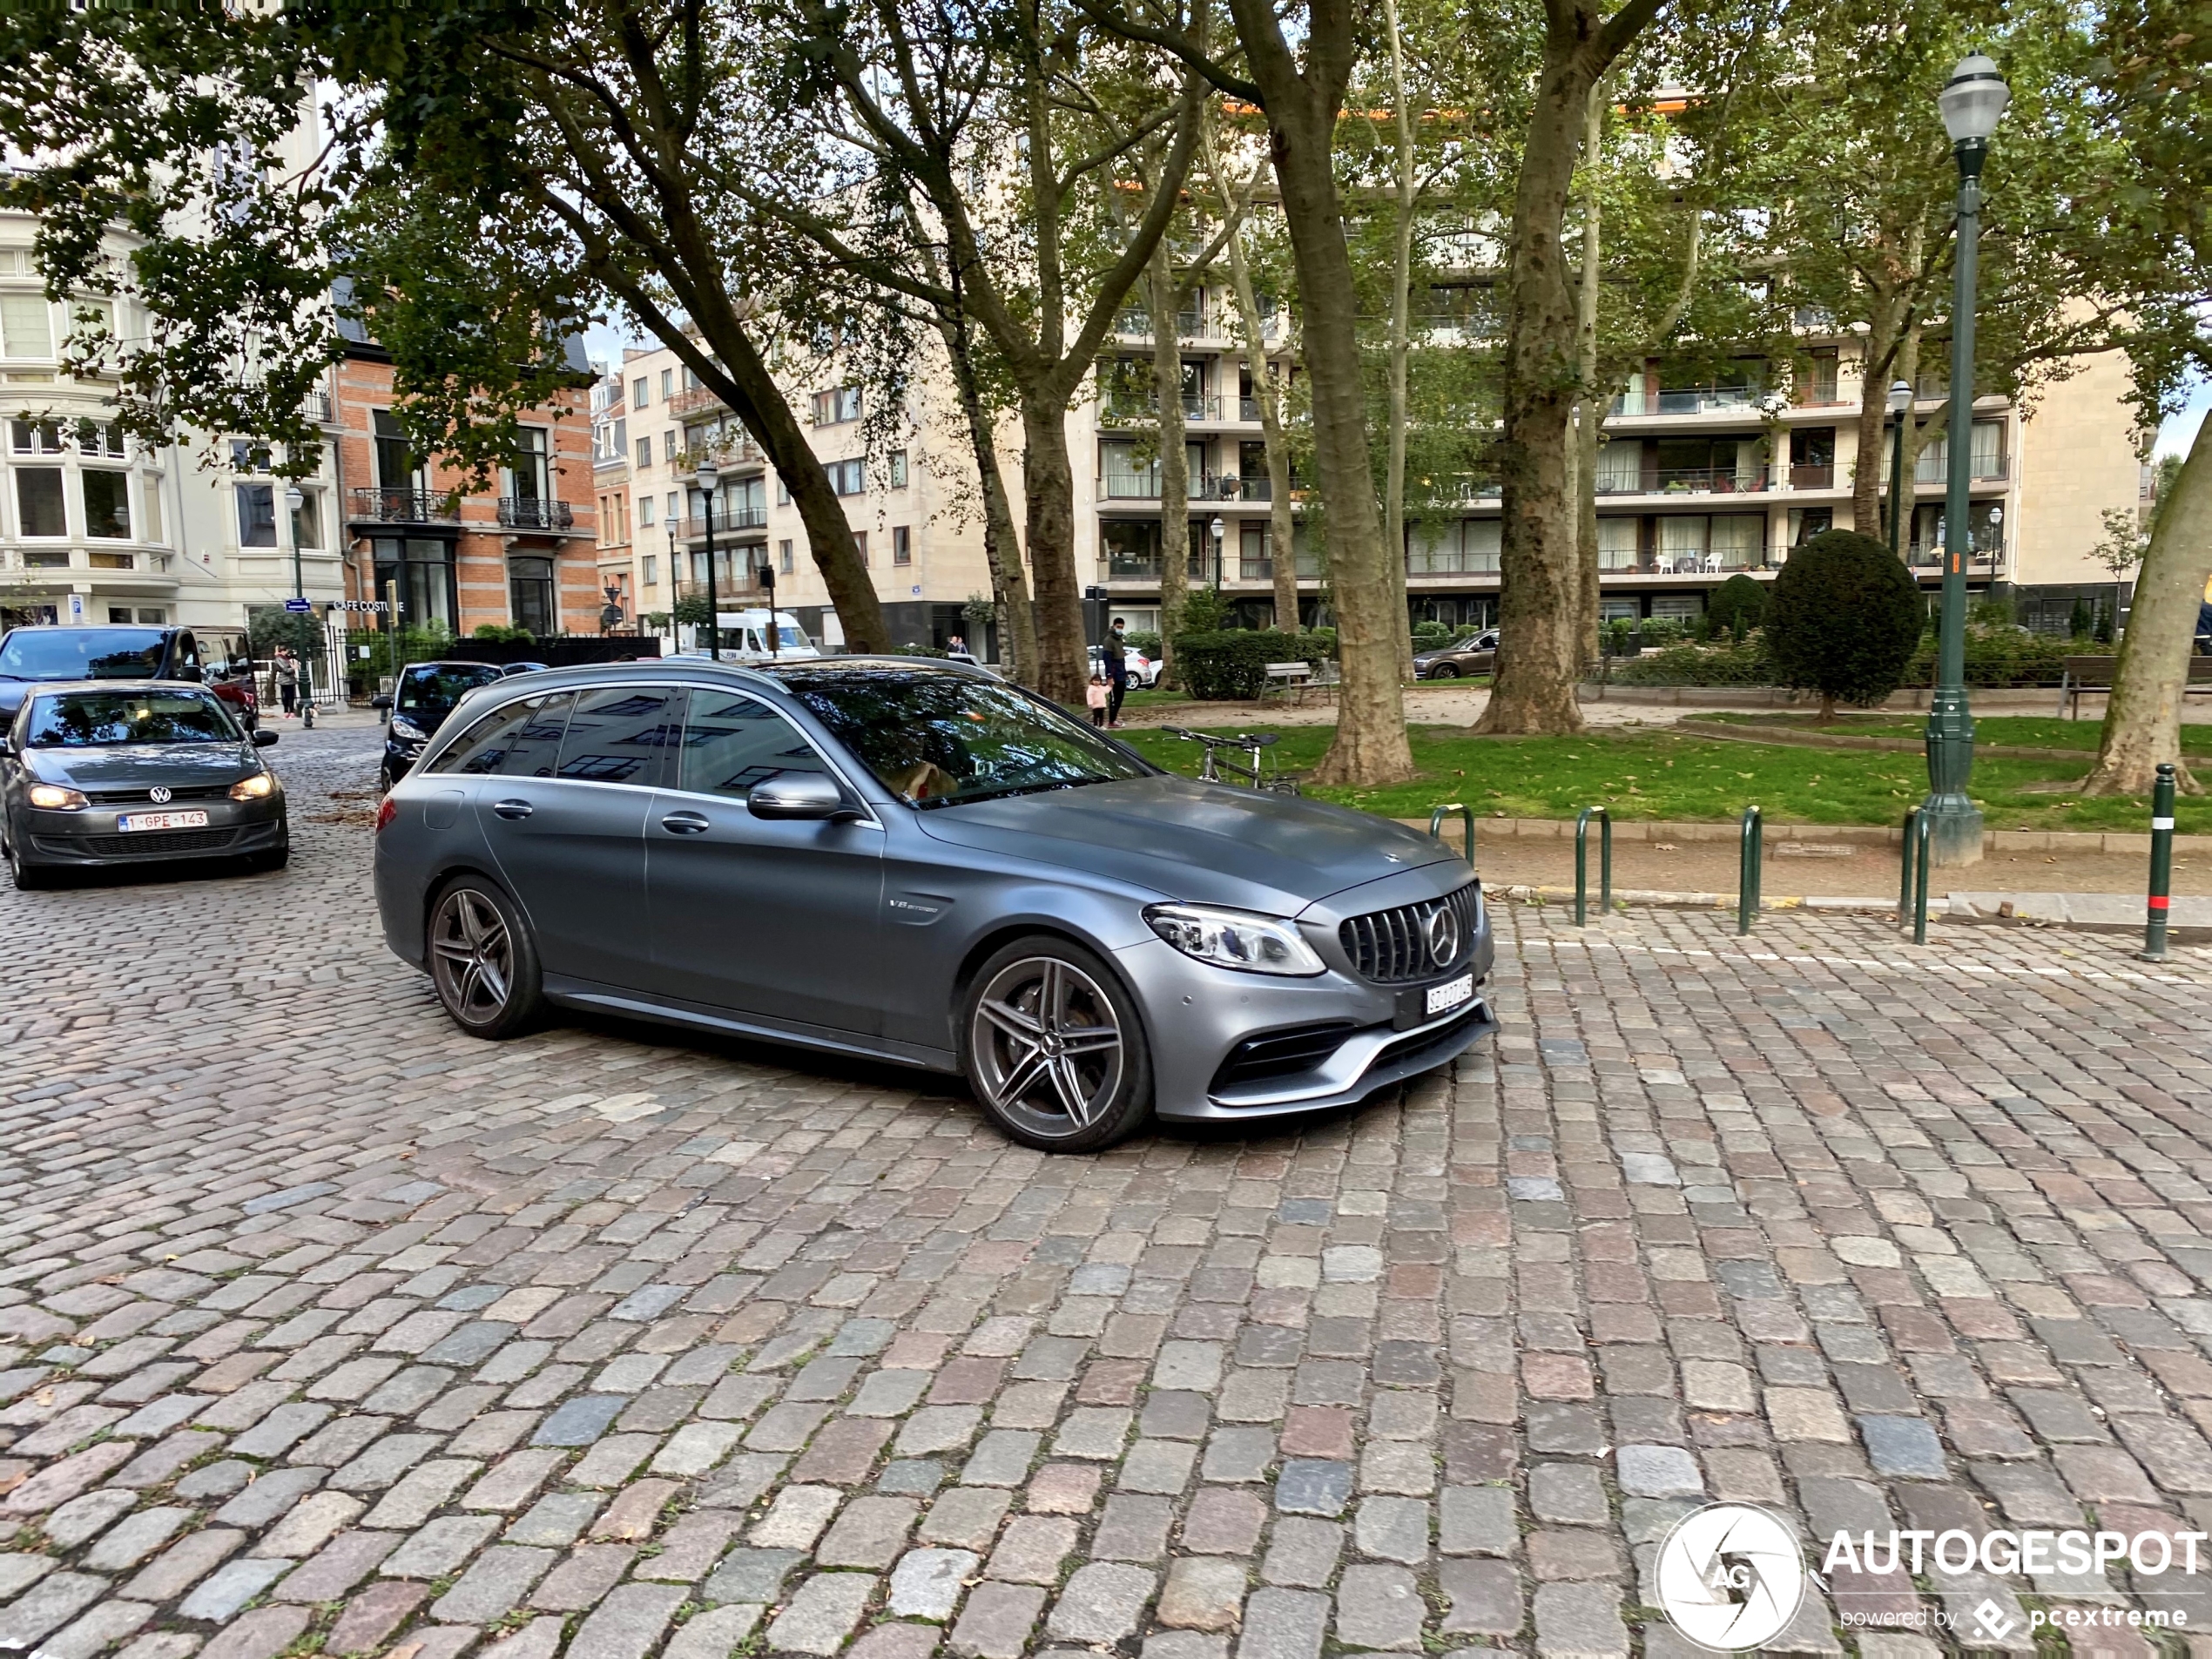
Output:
[1123, 631, 1163, 657]
[1168, 628, 1338, 698]
[1612, 634, 1774, 686]
[472, 621, 536, 643]
[1706, 573, 1766, 638]
[1766, 529, 1924, 716]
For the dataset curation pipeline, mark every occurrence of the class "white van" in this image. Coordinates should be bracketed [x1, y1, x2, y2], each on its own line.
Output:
[676, 609, 821, 664]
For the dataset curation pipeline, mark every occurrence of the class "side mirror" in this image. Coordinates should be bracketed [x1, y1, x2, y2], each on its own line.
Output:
[253, 729, 280, 748]
[370, 694, 394, 711]
[748, 773, 853, 821]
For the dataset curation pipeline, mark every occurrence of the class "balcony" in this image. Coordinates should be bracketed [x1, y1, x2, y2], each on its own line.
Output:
[1407, 554, 1502, 577]
[1098, 393, 1223, 426]
[1611, 386, 1765, 416]
[1103, 550, 1320, 583]
[0, 547, 174, 581]
[1906, 541, 2006, 571]
[1597, 467, 1769, 496]
[1101, 472, 1274, 503]
[1198, 475, 1271, 502]
[300, 388, 334, 425]
[1781, 463, 1835, 489]
[669, 384, 727, 417]
[678, 505, 769, 540]
[1111, 308, 1208, 340]
[1907, 455, 2010, 486]
[498, 497, 577, 531]
[1597, 548, 1781, 575]
[350, 487, 459, 524]
[678, 435, 766, 473]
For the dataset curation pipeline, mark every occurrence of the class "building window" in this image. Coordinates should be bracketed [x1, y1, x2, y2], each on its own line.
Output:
[642, 554, 658, 586]
[372, 410, 416, 491]
[889, 450, 908, 488]
[292, 488, 323, 550]
[10, 419, 61, 454]
[893, 526, 912, 565]
[76, 420, 125, 457]
[373, 536, 457, 632]
[812, 386, 862, 425]
[509, 556, 557, 634]
[636, 435, 652, 469]
[831, 459, 865, 496]
[853, 530, 868, 566]
[508, 428, 550, 503]
[778, 538, 794, 575]
[237, 482, 277, 546]
[638, 494, 655, 529]
[16, 469, 65, 536]
[82, 470, 132, 539]
[660, 368, 674, 401]
[0, 293, 51, 360]
[632, 376, 649, 409]
[229, 437, 272, 473]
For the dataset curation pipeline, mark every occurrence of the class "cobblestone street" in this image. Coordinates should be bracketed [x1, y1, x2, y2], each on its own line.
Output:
[3, 720, 2212, 1659]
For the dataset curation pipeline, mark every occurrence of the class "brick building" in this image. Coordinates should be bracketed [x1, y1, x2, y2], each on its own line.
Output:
[331, 319, 600, 637]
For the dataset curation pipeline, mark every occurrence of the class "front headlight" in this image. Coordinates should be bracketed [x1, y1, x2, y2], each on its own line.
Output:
[27, 783, 88, 810]
[390, 715, 428, 743]
[1144, 902, 1326, 976]
[230, 772, 276, 801]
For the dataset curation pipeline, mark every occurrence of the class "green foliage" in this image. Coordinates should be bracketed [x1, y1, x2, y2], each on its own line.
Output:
[894, 643, 950, 658]
[2094, 599, 2116, 644]
[1412, 620, 1454, 650]
[1611, 634, 1775, 685]
[1171, 629, 1326, 699]
[1122, 631, 1163, 657]
[1705, 574, 1767, 638]
[471, 622, 535, 643]
[670, 594, 714, 627]
[961, 593, 996, 630]
[247, 608, 326, 661]
[1765, 530, 1924, 709]
[1637, 617, 1689, 646]
[2068, 597, 2094, 638]
[1900, 624, 2072, 688]
[1176, 589, 1234, 634]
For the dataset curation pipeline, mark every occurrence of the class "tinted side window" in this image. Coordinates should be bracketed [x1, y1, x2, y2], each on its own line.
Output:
[677, 691, 830, 800]
[496, 691, 575, 777]
[555, 685, 684, 787]
[425, 698, 536, 776]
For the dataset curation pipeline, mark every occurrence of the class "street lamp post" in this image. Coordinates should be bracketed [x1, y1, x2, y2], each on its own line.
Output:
[696, 459, 720, 661]
[664, 508, 679, 650]
[1886, 381, 1912, 556]
[1920, 53, 2007, 870]
[1210, 516, 1225, 595]
[284, 483, 306, 599]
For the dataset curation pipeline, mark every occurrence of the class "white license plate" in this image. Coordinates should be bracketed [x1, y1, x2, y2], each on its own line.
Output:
[117, 811, 210, 833]
[1425, 973, 1474, 1017]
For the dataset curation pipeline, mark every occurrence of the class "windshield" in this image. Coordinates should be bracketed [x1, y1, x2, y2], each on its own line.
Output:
[25, 690, 238, 747]
[779, 668, 1152, 807]
[0, 629, 166, 681]
[396, 664, 502, 724]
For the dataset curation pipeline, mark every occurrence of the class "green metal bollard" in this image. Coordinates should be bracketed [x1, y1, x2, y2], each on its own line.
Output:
[1575, 806, 1612, 927]
[2141, 761, 2177, 963]
[1737, 806, 1763, 935]
[1898, 807, 1920, 919]
[1428, 802, 1476, 867]
[1911, 808, 1933, 946]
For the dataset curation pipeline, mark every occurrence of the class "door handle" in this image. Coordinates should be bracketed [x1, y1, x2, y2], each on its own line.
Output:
[491, 799, 534, 820]
[660, 811, 711, 835]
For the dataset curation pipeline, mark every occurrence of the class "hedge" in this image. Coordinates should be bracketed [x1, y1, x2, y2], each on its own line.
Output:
[1170, 629, 1336, 699]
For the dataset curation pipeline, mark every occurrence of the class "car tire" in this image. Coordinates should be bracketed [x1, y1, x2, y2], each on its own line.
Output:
[960, 936, 1152, 1153]
[7, 833, 54, 892]
[378, 765, 395, 796]
[426, 875, 544, 1039]
[243, 846, 289, 874]
[1428, 663, 1460, 679]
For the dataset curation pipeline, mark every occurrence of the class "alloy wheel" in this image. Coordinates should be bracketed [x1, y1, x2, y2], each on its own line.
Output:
[969, 956, 1125, 1140]
[431, 887, 515, 1026]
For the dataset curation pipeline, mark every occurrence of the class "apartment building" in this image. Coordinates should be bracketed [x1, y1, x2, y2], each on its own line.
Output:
[591, 336, 998, 654]
[1089, 289, 2143, 635]
[332, 314, 599, 636]
[589, 371, 635, 626]
[0, 226, 347, 639]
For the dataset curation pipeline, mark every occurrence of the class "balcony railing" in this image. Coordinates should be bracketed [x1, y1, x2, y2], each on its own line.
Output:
[1906, 541, 2006, 570]
[1611, 386, 1765, 416]
[1908, 455, 2010, 485]
[1102, 472, 1275, 503]
[1597, 467, 1769, 496]
[498, 497, 576, 530]
[1103, 550, 1321, 583]
[1199, 475, 1271, 502]
[1407, 554, 1502, 577]
[678, 505, 769, 539]
[350, 487, 459, 523]
[300, 388, 334, 425]
[669, 385, 727, 417]
[679, 435, 766, 473]
[1098, 393, 1224, 426]
[1596, 548, 1781, 575]
[1782, 463, 1835, 489]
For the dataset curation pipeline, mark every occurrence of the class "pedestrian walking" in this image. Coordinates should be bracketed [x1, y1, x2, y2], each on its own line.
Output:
[1103, 617, 1130, 728]
[1085, 673, 1110, 728]
[273, 648, 300, 719]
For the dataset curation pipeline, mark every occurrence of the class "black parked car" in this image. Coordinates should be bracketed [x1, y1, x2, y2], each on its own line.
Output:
[1412, 631, 1499, 680]
[3, 682, 287, 889]
[374, 660, 507, 790]
[0, 624, 253, 721]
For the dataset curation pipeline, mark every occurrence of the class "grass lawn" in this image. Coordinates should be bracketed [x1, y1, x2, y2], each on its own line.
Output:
[1686, 711, 2212, 754]
[1117, 724, 2212, 833]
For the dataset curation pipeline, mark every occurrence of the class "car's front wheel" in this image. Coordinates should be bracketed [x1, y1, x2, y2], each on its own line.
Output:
[1427, 663, 1460, 680]
[428, 876, 543, 1038]
[961, 937, 1152, 1152]
[6, 826, 54, 891]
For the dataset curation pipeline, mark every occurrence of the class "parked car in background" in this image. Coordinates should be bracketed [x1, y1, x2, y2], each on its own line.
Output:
[0, 625, 223, 725]
[499, 662, 552, 678]
[374, 660, 507, 790]
[1412, 631, 1499, 680]
[372, 658, 1494, 1152]
[1089, 644, 1163, 688]
[3, 682, 287, 888]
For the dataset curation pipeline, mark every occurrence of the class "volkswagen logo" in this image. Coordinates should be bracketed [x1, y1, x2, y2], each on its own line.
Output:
[1424, 903, 1460, 968]
[149, 786, 172, 805]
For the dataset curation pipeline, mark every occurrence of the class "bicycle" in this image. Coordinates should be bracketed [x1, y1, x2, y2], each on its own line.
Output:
[1162, 727, 1302, 795]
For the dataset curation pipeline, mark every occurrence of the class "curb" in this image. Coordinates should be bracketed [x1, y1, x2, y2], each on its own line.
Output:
[1394, 815, 2212, 858]
[1493, 884, 1898, 916]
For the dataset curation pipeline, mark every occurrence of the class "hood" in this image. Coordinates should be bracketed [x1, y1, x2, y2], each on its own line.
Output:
[26, 743, 258, 790]
[911, 773, 1456, 915]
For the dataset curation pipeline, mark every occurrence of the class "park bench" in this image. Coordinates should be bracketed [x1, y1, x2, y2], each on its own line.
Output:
[1263, 661, 1314, 705]
[2056, 654, 2212, 718]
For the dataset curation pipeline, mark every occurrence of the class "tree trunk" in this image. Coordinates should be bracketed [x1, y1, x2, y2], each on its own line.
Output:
[1381, 0, 1418, 685]
[2083, 416, 2210, 795]
[1574, 80, 1604, 667]
[935, 311, 1035, 683]
[1480, 25, 1606, 734]
[1217, 199, 1298, 632]
[1258, 103, 1413, 783]
[1020, 389, 1087, 705]
[1150, 247, 1192, 665]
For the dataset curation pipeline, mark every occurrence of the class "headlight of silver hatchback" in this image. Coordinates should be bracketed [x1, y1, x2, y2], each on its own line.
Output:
[1143, 903, 1326, 976]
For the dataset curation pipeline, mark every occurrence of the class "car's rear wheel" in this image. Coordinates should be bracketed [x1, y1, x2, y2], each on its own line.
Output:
[961, 937, 1151, 1152]
[1427, 663, 1460, 679]
[428, 876, 543, 1038]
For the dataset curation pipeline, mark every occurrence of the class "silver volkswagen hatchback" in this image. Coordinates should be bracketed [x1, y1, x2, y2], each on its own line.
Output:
[371, 659, 1494, 1150]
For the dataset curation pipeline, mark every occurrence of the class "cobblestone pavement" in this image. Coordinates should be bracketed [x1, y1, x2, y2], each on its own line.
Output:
[3, 722, 2212, 1659]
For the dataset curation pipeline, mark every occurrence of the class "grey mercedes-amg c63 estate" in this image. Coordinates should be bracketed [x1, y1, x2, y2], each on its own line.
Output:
[372, 658, 1494, 1150]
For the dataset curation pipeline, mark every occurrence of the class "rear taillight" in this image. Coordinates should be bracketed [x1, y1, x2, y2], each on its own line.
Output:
[374, 796, 397, 833]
